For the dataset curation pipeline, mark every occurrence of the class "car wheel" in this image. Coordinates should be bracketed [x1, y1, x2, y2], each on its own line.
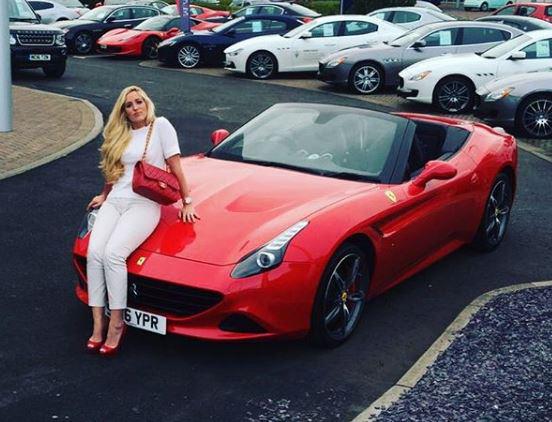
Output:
[434, 76, 474, 114]
[74, 31, 93, 55]
[480, 2, 489, 11]
[471, 173, 513, 252]
[246, 51, 277, 80]
[142, 37, 160, 60]
[176, 44, 201, 68]
[516, 94, 552, 139]
[43, 62, 66, 78]
[310, 242, 370, 348]
[349, 62, 383, 95]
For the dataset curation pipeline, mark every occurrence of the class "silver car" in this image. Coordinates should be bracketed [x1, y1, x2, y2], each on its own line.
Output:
[318, 21, 522, 95]
[475, 70, 552, 138]
[368, 7, 454, 31]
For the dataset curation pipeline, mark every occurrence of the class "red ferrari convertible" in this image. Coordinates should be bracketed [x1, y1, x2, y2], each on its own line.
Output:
[73, 103, 517, 347]
[96, 15, 220, 59]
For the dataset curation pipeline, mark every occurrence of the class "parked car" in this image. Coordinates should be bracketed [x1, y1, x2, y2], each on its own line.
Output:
[9, 0, 67, 77]
[477, 14, 552, 30]
[157, 15, 302, 68]
[398, 30, 552, 113]
[161, 4, 230, 20]
[475, 70, 552, 137]
[318, 22, 522, 95]
[464, 0, 513, 12]
[368, 7, 455, 31]
[53, 4, 162, 54]
[73, 102, 517, 346]
[225, 15, 405, 79]
[492, 2, 552, 23]
[97, 15, 219, 58]
[95, 0, 169, 8]
[209, 2, 320, 24]
[29, 0, 89, 23]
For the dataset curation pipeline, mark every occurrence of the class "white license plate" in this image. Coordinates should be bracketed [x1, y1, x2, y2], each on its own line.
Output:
[30, 54, 51, 61]
[105, 306, 166, 335]
[99, 44, 107, 49]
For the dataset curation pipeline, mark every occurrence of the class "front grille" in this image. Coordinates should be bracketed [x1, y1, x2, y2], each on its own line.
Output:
[15, 31, 55, 46]
[398, 76, 404, 88]
[127, 274, 223, 317]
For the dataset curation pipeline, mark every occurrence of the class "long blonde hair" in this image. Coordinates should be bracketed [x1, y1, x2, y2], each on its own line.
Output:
[100, 86, 156, 183]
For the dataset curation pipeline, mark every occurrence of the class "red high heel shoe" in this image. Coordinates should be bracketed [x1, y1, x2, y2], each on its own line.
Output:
[99, 324, 127, 356]
[86, 338, 103, 352]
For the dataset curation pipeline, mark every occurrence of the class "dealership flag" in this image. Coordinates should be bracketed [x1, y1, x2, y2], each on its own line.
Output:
[176, 0, 191, 33]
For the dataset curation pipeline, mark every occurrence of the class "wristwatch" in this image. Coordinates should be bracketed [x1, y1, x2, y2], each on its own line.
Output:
[184, 196, 193, 205]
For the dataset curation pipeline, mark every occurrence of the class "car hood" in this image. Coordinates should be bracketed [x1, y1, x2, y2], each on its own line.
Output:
[9, 22, 63, 33]
[400, 53, 485, 78]
[100, 28, 144, 41]
[139, 155, 377, 265]
[478, 69, 552, 94]
[52, 19, 96, 29]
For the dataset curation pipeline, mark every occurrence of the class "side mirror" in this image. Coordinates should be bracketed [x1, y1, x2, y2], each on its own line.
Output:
[106, 16, 116, 23]
[411, 161, 457, 190]
[509, 51, 526, 60]
[411, 40, 426, 49]
[211, 129, 230, 146]
[300, 31, 312, 39]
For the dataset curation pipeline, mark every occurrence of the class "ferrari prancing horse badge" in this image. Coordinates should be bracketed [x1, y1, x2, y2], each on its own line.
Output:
[385, 190, 397, 203]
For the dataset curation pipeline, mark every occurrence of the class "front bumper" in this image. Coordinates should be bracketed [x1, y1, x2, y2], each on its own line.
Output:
[157, 45, 175, 64]
[317, 62, 350, 85]
[397, 76, 432, 104]
[473, 93, 517, 128]
[11, 45, 66, 69]
[224, 53, 246, 74]
[97, 41, 139, 56]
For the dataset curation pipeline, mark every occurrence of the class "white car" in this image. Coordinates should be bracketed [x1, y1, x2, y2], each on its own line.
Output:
[416, 1, 442, 12]
[28, 0, 88, 23]
[398, 30, 552, 113]
[224, 15, 405, 79]
[368, 7, 455, 31]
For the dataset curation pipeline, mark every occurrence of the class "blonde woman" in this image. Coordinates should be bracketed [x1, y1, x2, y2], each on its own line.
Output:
[85, 86, 199, 356]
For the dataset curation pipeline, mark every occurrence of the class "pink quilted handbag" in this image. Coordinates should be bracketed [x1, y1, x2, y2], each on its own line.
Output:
[132, 120, 180, 205]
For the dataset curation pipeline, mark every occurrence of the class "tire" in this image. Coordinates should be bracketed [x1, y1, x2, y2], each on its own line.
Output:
[515, 94, 552, 139]
[433, 76, 474, 114]
[348, 62, 384, 95]
[43, 61, 66, 78]
[73, 31, 93, 55]
[176, 44, 201, 68]
[142, 37, 160, 60]
[471, 173, 513, 252]
[480, 2, 489, 11]
[309, 242, 370, 348]
[246, 51, 277, 80]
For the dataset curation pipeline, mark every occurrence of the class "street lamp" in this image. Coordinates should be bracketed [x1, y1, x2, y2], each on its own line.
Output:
[1, 0, 13, 133]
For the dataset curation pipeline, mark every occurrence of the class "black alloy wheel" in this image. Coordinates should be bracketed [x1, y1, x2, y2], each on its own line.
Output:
[142, 37, 160, 59]
[247, 51, 276, 80]
[176, 44, 201, 68]
[349, 63, 383, 95]
[74, 31, 93, 55]
[310, 243, 370, 347]
[517, 95, 552, 139]
[42, 62, 66, 78]
[434, 77, 474, 114]
[480, 2, 489, 11]
[471, 173, 513, 252]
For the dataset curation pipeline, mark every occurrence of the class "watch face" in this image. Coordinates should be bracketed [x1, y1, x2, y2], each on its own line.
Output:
[185, 197, 192, 205]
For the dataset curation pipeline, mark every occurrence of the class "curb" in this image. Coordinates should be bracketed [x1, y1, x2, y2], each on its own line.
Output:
[0, 88, 104, 181]
[352, 280, 552, 422]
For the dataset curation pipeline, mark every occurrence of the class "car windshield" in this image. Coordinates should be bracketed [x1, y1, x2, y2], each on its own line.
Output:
[208, 104, 403, 181]
[390, 29, 423, 47]
[283, 19, 318, 38]
[135, 15, 171, 30]
[8, 0, 38, 21]
[212, 16, 244, 33]
[80, 6, 112, 21]
[481, 33, 531, 58]
[55, 0, 85, 6]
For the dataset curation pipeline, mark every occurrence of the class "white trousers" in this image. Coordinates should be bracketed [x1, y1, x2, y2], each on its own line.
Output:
[86, 197, 161, 309]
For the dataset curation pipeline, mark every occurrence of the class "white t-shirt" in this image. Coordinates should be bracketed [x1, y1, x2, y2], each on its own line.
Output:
[109, 117, 181, 201]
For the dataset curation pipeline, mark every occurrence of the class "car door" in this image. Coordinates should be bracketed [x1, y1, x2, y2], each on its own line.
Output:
[456, 26, 512, 55]
[497, 37, 552, 77]
[401, 27, 460, 68]
[291, 21, 341, 71]
[339, 20, 381, 50]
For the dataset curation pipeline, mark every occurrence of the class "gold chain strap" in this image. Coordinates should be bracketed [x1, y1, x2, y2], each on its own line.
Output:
[140, 119, 155, 162]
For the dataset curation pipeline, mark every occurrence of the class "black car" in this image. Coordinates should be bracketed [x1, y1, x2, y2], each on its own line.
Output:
[9, 0, 67, 78]
[206, 2, 320, 24]
[476, 15, 552, 32]
[157, 15, 302, 68]
[52, 4, 162, 54]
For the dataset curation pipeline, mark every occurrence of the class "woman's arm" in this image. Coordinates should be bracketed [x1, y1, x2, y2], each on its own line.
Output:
[166, 155, 200, 223]
[87, 183, 112, 210]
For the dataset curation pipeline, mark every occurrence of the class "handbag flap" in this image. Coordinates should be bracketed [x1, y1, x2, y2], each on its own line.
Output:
[137, 161, 180, 191]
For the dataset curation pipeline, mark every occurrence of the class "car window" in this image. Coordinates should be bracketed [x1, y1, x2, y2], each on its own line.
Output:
[166, 17, 181, 30]
[310, 22, 340, 38]
[392, 11, 420, 24]
[371, 11, 391, 21]
[109, 7, 132, 20]
[29, 1, 53, 10]
[421, 28, 458, 47]
[133, 7, 158, 19]
[259, 5, 283, 15]
[343, 21, 377, 36]
[234, 6, 259, 17]
[267, 19, 287, 31]
[516, 6, 536, 17]
[521, 39, 552, 59]
[461, 27, 508, 45]
[190, 7, 202, 15]
[496, 5, 515, 15]
[547, 7, 552, 17]
[151, 1, 167, 9]
[232, 19, 269, 34]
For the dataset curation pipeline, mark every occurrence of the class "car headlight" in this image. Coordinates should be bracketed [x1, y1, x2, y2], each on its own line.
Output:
[62, 28, 70, 34]
[231, 221, 309, 279]
[485, 86, 514, 102]
[326, 56, 346, 68]
[226, 48, 243, 57]
[77, 209, 98, 239]
[10, 34, 17, 45]
[410, 70, 432, 81]
[55, 34, 65, 46]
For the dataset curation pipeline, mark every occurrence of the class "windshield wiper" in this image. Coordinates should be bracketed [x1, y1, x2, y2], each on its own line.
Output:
[321, 171, 378, 182]
[10, 17, 39, 22]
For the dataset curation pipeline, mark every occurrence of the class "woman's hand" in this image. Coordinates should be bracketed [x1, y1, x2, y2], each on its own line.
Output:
[179, 204, 200, 223]
[87, 193, 106, 210]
